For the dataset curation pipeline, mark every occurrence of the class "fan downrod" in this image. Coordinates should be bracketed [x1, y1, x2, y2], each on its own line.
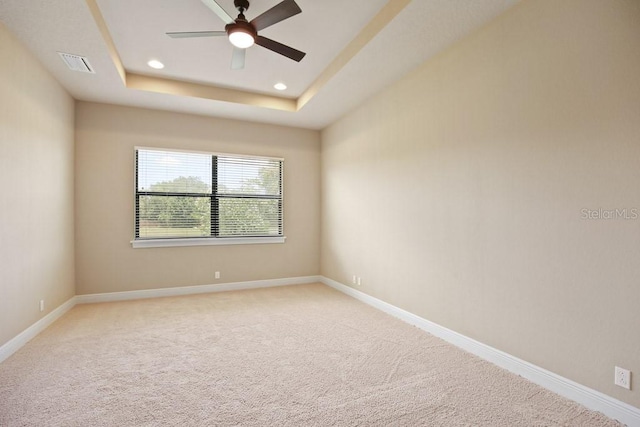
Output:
[234, 0, 250, 13]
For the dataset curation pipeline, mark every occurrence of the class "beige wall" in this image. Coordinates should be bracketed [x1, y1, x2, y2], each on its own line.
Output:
[75, 102, 320, 295]
[321, 0, 640, 408]
[0, 24, 76, 347]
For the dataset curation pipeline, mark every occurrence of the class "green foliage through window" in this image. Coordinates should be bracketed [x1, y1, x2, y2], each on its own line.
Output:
[135, 149, 283, 239]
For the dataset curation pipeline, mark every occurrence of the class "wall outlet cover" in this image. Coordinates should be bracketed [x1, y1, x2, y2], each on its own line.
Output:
[614, 366, 631, 390]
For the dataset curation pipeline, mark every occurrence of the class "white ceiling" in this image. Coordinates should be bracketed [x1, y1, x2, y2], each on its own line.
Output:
[0, 0, 520, 130]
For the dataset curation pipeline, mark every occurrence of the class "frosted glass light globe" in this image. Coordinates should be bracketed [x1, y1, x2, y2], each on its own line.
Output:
[229, 31, 254, 49]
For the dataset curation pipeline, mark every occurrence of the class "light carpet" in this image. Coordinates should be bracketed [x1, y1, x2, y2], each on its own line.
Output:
[0, 283, 621, 426]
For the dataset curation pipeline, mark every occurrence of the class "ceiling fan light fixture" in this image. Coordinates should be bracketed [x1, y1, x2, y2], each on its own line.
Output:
[227, 23, 255, 49]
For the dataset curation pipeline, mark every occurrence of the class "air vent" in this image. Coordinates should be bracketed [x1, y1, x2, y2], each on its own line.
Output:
[58, 52, 95, 73]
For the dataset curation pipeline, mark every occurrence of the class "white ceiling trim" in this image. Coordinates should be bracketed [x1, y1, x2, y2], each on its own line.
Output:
[85, 0, 126, 84]
[126, 72, 297, 111]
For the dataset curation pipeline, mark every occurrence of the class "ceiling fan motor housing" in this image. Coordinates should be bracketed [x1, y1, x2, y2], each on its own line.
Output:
[228, 0, 255, 40]
[226, 19, 257, 39]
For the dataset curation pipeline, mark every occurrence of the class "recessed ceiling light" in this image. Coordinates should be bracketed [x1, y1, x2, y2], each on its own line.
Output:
[274, 82, 287, 91]
[147, 60, 165, 70]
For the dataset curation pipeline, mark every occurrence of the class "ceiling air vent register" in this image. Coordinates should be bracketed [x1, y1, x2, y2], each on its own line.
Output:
[58, 52, 95, 73]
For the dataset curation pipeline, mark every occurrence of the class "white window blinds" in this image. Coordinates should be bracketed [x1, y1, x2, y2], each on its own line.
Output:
[135, 148, 283, 240]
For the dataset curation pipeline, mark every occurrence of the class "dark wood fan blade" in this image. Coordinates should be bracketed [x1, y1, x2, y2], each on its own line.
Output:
[200, 0, 235, 24]
[166, 31, 227, 38]
[255, 36, 305, 62]
[231, 47, 246, 70]
[250, 0, 301, 32]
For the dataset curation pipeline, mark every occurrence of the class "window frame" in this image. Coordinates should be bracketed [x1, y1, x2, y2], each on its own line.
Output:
[131, 147, 285, 248]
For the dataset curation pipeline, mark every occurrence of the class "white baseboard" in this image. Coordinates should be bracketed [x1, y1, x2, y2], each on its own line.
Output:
[75, 275, 322, 304]
[321, 276, 640, 427]
[0, 297, 77, 364]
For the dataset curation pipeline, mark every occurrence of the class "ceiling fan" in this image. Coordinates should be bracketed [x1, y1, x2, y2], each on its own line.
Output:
[167, 0, 306, 70]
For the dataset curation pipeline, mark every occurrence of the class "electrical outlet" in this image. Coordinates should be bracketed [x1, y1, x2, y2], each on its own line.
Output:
[215, 271, 221, 279]
[357, 277, 362, 286]
[615, 366, 631, 390]
[39, 300, 44, 312]
[352, 275, 357, 285]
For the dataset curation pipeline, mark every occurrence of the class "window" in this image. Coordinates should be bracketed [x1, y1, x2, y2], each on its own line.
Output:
[133, 148, 284, 248]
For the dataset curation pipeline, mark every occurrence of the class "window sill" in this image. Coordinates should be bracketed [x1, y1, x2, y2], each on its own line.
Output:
[131, 236, 286, 249]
